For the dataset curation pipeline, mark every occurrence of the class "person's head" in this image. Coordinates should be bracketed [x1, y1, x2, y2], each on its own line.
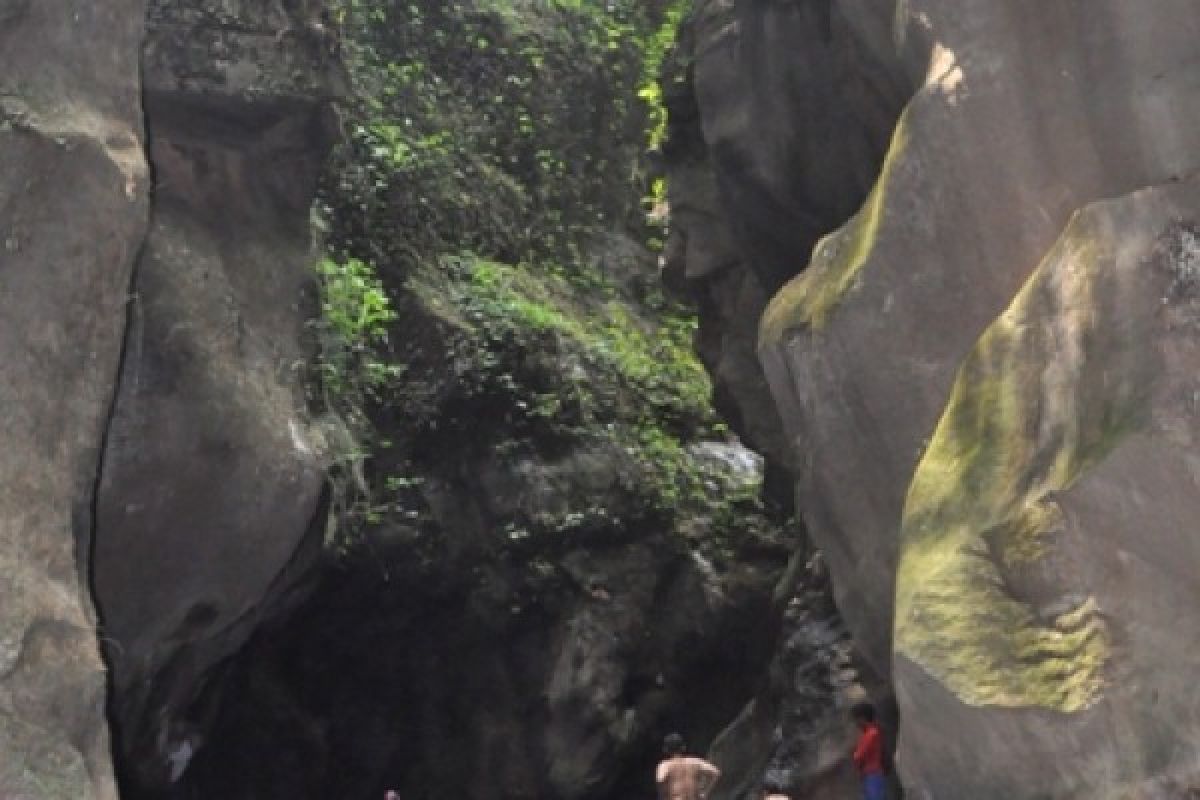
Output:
[851, 701, 876, 729]
[662, 732, 686, 756]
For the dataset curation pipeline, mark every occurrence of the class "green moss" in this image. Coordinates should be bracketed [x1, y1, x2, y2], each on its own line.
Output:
[405, 253, 725, 518]
[413, 254, 714, 431]
[760, 108, 911, 344]
[895, 209, 1145, 713]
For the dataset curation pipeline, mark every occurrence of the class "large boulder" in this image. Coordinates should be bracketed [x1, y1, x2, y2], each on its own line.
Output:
[749, 0, 1200, 794]
[759, 0, 1200, 675]
[895, 178, 1200, 797]
[90, 0, 340, 792]
[0, 1, 149, 797]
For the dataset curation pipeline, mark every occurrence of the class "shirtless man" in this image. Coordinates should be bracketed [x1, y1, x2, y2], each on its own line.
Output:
[656, 733, 721, 800]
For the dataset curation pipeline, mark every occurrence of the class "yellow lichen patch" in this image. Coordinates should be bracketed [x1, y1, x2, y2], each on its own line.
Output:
[897, 537, 1108, 710]
[759, 107, 912, 345]
[994, 500, 1062, 569]
[895, 208, 1141, 713]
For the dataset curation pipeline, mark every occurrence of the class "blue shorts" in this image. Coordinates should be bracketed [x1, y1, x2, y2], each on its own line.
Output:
[862, 773, 886, 800]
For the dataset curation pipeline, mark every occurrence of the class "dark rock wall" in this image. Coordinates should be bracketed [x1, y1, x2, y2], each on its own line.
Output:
[661, 0, 913, 508]
[92, 1, 341, 794]
[183, 534, 782, 800]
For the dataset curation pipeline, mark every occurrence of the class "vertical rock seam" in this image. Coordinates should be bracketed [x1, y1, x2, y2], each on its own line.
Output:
[0, 0, 152, 797]
[91, 1, 343, 794]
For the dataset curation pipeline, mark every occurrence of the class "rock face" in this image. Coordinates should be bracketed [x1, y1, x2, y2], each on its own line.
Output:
[0, 1, 149, 797]
[895, 179, 1200, 797]
[91, 1, 340, 793]
[671, 0, 1200, 795]
[1, 0, 338, 796]
[177, 231, 798, 799]
[661, 0, 912, 506]
[183, 526, 784, 800]
[707, 559, 866, 800]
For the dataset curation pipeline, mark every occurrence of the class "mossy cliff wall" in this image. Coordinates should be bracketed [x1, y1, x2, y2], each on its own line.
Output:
[669, 0, 1200, 795]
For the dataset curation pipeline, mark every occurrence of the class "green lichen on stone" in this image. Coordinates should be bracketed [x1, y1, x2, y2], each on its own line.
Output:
[759, 107, 911, 344]
[895, 207, 1149, 713]
[993, 500, 1062, 569]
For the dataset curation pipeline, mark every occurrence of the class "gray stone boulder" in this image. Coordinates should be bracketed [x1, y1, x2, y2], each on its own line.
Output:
[749, 0, 1200, 795]
[1, 0, 339, 795]
[91, 0, 341, 792]
[760, 0, 1200, 678]
[0, 1, 149, 796]
[895, 180, 1200, 797]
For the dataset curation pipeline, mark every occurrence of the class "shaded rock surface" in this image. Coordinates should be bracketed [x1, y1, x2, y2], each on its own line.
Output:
[184, 523, 783, 800]
[0, 1, 149, 797]
[2, 0, 339, 797]
[678, 0, 1200, 796]
[661, 0, 913, 507]
[706, 557, 868, 800]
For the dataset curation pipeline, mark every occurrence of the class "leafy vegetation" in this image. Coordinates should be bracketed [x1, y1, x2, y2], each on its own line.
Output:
[322, 0, 684, 272]
[313, 255, 399, 404]
[309, 0, 795, 562]
[405, 253, 719, 506]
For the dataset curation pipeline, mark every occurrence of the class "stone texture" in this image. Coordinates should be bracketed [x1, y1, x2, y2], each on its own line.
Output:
[89, 1, 341, 793]
[707, 557, 869, 800]
[162, 216, 799, 798]
[0, 0, 149, 796]
[661, 0, 912, 504]
[741, 0, 1200, 795]
[180, 446, 789, 800]
[895, 180, 1200, 797]
[759, 0, 1200, 678]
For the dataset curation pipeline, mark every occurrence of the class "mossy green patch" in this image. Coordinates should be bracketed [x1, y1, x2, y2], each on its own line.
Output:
[760, 107, 911, 344]
[896, 207, 1148, 712]
[404, 253, 733, 518]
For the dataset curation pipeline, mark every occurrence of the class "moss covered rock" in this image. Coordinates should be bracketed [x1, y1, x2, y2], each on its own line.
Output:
[896, 178, 1200, 797]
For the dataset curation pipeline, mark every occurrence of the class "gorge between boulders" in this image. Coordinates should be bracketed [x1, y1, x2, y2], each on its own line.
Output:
[3, 1, 1200, 799]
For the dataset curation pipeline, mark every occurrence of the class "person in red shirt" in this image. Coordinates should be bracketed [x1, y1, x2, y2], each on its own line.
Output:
[851, 702, 886, 800]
